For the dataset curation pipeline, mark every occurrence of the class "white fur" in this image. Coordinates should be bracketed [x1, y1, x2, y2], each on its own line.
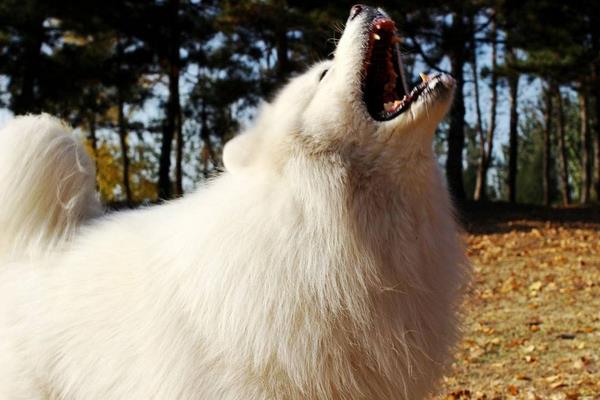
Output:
[0, 114, 101, 261]
[0, 11, 468, 400]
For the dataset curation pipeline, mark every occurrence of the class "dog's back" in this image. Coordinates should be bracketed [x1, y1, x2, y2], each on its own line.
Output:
[0, 114, 101, 261]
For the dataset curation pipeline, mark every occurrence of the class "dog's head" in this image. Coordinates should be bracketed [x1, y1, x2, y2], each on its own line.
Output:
[224, 5, 455, 174]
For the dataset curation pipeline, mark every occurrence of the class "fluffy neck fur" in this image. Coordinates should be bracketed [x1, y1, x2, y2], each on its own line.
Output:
[172, 139, 466, 399]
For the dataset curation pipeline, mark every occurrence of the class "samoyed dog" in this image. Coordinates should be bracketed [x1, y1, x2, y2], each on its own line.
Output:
[0, 5, 468, 400]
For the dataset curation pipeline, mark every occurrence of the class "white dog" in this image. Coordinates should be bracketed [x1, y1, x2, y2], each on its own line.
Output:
[0, 6, 468, 400]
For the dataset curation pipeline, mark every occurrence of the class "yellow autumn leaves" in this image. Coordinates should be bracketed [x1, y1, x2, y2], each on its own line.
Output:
[439, 219, 600, 399]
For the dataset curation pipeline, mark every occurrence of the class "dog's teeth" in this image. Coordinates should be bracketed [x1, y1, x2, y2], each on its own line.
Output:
[383, 100, 403, 113]
[373, 33, 381, 41]
[419, 72, 430, 82]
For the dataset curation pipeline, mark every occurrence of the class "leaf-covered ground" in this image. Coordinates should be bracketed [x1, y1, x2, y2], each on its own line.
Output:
[436, 205, 600, 400]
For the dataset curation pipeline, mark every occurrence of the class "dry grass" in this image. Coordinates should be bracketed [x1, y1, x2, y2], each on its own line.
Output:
[435, 205, 600, 400]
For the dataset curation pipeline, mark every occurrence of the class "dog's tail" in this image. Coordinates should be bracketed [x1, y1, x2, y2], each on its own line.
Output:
[0, 114, 102, 260]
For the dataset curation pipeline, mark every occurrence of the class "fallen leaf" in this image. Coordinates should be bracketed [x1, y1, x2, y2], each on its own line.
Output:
[516, 374, 532, 381]
[550, 381, 567, 389]
[507, 385, 519, 395]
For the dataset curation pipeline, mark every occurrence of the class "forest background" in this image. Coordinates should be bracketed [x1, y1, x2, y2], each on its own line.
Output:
[2, 0, 598, 207]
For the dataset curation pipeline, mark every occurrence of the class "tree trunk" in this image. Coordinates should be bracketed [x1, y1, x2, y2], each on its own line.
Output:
[507, 58, 520, 204]
[116, 38, 132, 205]
[474, 16, 497, 201]
[592, 19, 600, 200]
[555, 84, 571, 205]
[274, 0, 289, 81]
[87, 112, 100, 192]
[542, 84, 553, 206]
[13, 19, 44, 115]
[158, 107, 175, 199]
[88, 112, 99, 160]
[275, 28, 289, 81]
[117, 92, 132, 204]
[595, 76, 600, 200]
[158, 0, 183, 199]
[590, 1, 600, 200]
[446, 11, 467, 201]
[199, 99, 217, 178]
[174, 77, 183, 198]
[471, 13, 485, 201]
[579, 84, 591, 204]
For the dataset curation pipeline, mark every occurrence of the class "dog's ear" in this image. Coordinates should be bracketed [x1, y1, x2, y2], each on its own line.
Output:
[223, 132, 260, 173]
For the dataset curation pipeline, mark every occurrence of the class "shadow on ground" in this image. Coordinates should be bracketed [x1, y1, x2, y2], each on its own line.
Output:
[457, 201, 600, 234]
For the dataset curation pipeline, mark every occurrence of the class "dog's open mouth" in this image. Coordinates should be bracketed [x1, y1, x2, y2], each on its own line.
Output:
[362, 17, 434, 122]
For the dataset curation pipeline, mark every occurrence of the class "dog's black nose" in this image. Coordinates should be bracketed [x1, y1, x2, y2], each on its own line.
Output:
[349, 4, 364, 20]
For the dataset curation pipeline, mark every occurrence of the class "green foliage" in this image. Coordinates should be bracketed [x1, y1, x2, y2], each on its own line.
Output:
[514, 105, 545, 204]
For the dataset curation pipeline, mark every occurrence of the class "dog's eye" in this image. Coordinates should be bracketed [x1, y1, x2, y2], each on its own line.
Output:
[319, 69, 328, 82]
